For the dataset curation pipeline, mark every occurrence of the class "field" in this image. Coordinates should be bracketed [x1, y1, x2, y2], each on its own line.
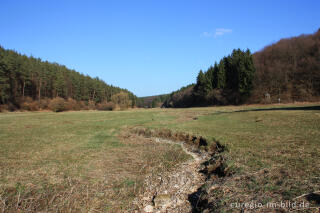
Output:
[0, 103, 319, 212]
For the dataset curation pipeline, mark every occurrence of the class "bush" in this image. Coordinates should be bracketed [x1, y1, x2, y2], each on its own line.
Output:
[207, 89, 227, 105]
[111, 92, 131, 109]
[39, 98, 50, 109]
[48, 97, 66, 112]
[65, 98, 80, 111]
[7, 103, 17, 112]
[20, 97, 39, 111]
[0, 105, 4, 112]
[77, 101, 87, 110]
[20, 96, 33, 103]
[0, 104, 9, 112]
[87, 100, 96, 110]
[21, 101, 39, 111]
[96, 102, 116, 111]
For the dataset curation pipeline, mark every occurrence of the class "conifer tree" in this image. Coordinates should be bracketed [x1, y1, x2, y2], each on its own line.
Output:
[205, 65, 215, 89]
[217, 59, 226, 89]
[195, 70, 212, 99]
[0, 46, 138, 108]
[212, 62, 219, 89]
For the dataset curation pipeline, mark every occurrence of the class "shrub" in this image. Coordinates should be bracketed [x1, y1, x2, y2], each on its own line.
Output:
[96, 102, 116, 111]
[21, 101, 39, 111]
[20, 96, 33, 103]
[39, 98, 50, 109]
[207, 89, 228, 105]
[65, 98, 80, 111]
[20, 97, 39, 111]
[111, 92, 131, 109]
[87, 100, 96, 110]
[0, 104, 8, 112]
[7, 103, 17, 112]
[48, 97, 66, 112]
[77, 101, 87, 110]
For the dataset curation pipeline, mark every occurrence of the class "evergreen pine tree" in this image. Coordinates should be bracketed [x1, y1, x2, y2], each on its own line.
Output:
[205, 65, 215, 89]
[195, 70, 212, 99]
[212, 62, 219, 89]
[217, 59, 226, 89]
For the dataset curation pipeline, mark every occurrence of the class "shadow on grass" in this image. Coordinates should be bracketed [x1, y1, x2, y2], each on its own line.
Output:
[235, 105, 320, 113]
[210, 106, 320, 116]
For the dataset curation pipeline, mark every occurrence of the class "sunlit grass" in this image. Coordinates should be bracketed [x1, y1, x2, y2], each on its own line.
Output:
[0, 103, 319, 211]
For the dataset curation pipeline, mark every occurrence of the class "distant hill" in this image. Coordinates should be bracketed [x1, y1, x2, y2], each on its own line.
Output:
[138, 94, 169, 108]
[163, 29, 320, 107]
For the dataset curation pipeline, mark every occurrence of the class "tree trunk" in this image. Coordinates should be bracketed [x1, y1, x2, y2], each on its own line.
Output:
[38, 79, 41, 102]
[92, 89, 96, 102]
[22, 80, 25, 98]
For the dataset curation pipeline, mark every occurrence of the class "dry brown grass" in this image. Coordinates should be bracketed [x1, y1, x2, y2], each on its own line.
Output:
[0, 111, 191, 212]
[0, 133, 189, 212]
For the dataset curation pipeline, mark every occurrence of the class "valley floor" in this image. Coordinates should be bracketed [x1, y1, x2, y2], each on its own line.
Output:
[0, 103, 319, 212]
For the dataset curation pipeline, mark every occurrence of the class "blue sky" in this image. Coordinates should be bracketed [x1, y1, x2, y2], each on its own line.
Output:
[1, 0, 319, 97]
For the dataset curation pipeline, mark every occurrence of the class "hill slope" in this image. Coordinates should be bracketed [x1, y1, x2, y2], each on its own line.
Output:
[0, 46, 137, 109]
[164, 29, 320, 107]
[252, 29, 320, 102]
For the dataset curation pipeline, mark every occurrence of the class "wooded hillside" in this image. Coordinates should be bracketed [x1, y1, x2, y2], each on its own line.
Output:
[252, 29, 320, 102]
[164, 29, 320, 107]
[163, 49, 256, 107]
[0, 46, 137, 111]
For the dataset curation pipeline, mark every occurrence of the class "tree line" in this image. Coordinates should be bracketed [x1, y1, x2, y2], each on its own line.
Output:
[0, 46, 137, 111]
[137, 94, 169, 108]
[163, 49, 256, 107]
[163, 29, 320, 108]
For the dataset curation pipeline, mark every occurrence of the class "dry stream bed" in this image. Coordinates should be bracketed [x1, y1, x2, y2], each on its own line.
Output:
[129, 128, 228, 213]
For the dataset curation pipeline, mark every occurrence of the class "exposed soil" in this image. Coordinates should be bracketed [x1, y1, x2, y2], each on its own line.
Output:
[129, 128, 228, 213]
[133, 137, 209, 212]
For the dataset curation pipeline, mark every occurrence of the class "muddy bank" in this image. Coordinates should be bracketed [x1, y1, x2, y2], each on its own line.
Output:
[129, 127, 231, 212]
[130, 127, 223, 154]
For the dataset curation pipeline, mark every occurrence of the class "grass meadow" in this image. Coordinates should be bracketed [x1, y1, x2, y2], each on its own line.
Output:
[0, 103, 319, 212]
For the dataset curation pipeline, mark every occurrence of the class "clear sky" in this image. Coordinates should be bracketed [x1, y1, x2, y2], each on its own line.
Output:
[1, 0, 319, 97]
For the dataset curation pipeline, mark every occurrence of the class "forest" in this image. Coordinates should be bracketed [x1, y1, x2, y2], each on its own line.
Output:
[163, 48, 256, 107]
[0, 46, 137, 111]
[137, 94, 169, 108]
[1, 29, 319, 111]
[252, 29, 320, 103]
[163, 29, 320, 107]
